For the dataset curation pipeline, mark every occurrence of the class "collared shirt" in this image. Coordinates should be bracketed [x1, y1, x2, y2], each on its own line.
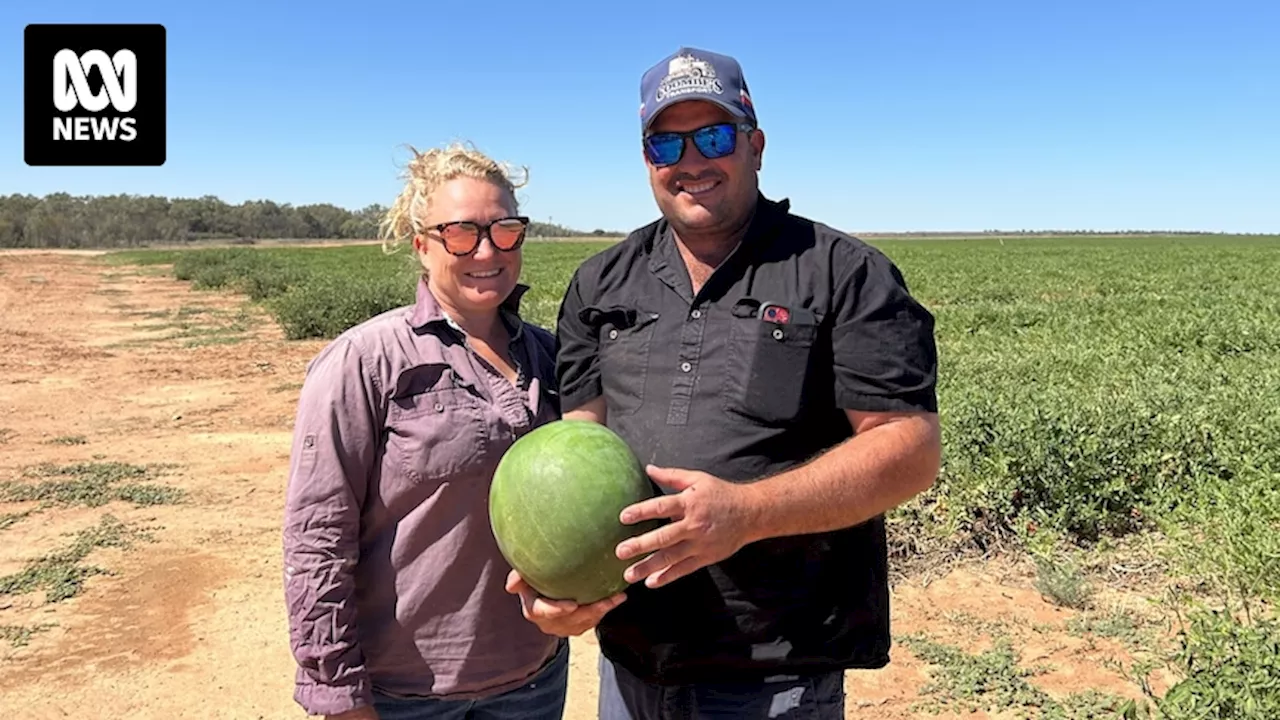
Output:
[555, 193, 938, 685]
[283, 275, 561, 716]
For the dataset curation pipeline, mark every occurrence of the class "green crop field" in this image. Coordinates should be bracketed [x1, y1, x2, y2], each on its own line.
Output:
[108, 239, 607, 338]
[108, 233, 1280, 716]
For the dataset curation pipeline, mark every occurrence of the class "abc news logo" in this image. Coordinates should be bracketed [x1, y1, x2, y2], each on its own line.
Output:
[54, 49, 140, 142]
[25, 24, 166, 166]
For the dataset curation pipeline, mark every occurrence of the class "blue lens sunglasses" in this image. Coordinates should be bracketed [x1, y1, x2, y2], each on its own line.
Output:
[643, 121, 756, 167]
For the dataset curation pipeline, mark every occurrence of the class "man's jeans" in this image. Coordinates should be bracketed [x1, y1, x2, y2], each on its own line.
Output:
[371, 639, 568, 720]
[597, 653, 845, 719]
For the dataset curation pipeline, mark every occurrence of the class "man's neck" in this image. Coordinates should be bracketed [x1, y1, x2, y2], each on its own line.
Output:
[671, 209, 757, 296]
[673, 234, 740, 272]
[671, 202, 757, 268]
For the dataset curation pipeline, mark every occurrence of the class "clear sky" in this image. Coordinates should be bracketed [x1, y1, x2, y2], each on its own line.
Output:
[2, 0, 1277, 234]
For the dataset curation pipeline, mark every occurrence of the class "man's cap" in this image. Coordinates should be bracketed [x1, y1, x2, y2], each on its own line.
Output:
[639, 47, 756, 133]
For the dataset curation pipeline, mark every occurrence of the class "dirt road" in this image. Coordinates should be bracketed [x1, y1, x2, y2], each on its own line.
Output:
[0, 254, 1169, 719]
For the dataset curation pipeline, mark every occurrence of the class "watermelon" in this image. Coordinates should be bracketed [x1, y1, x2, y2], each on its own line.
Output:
[489, 419, 663, 604]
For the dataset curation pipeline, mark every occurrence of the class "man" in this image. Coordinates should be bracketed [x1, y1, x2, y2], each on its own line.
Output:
[506, 46, 942, 718]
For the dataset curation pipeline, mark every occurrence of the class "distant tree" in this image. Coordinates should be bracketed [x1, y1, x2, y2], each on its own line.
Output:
[0, 192, 619, 248]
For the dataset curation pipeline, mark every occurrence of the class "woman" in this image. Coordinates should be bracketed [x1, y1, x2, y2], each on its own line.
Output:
[282, 142, 566, 720]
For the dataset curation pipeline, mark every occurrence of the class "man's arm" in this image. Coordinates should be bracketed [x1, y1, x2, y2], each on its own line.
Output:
[564, 396, 606, 424]
[623, 411, 939, 587]
[283, 336, 381, 717]
[736, 409, 939, 543]
[554, 265, 605, 414]
[745, 243, 940, 537]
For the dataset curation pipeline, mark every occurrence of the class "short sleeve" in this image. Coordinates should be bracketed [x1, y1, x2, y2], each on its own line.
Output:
[555, 264, 603, 411]
[831, 247, 938, 414]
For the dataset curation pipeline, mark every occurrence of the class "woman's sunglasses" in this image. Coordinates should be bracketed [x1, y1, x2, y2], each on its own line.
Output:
[643, 122, 755, 167]
[422, 216, 530, 256]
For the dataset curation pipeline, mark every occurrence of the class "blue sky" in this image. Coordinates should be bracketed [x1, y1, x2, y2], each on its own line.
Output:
[2, 0, 1277, 234]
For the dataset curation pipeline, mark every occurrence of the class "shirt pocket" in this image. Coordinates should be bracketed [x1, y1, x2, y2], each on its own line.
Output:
[722, 310, 822, 425]
[385, 373, 490, 488]
[580, 305, 660, 416]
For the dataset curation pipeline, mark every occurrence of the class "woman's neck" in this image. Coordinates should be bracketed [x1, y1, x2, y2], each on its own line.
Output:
[450, 308, 504, 341]
[432, 293, 504, 345]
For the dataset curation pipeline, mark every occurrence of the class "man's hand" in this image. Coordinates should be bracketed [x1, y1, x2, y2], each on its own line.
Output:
[505, 570, 627, 637]
[615, 465, 759, 589]
[325, 707, 378, 720]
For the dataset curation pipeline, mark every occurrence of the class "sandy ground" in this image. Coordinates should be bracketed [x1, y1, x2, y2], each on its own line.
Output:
[0, 254, 1175, 719]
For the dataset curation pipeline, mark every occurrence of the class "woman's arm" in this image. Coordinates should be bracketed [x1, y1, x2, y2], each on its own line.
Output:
[282, 335, 383, 717]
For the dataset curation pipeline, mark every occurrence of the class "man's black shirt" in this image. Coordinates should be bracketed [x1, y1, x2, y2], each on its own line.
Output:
[554, 193, 938, 685]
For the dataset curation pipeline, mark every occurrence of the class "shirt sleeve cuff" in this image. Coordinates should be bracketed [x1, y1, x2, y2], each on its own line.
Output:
[560, 378, 603, 413]
[294, 673, 375, 717]
[837, 388, 937, 415]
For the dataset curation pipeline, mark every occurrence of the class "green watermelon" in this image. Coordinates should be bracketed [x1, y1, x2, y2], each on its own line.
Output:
[489, 419, 663, 604]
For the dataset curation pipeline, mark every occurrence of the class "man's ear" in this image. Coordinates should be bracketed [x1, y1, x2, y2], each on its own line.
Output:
[749, 128, 765, 171]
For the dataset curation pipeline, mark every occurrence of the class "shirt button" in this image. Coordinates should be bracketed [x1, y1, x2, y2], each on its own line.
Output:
[690, 309, 702, 319]
[608, 329, 618, 339]
[434, 402, 444, 412]
[680, 361, 692, 372]
[772, 328, 784, 340]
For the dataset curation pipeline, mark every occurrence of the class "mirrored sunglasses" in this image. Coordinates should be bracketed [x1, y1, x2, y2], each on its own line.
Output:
[424, 216, 530, 256]
[643, 122, 754, 167]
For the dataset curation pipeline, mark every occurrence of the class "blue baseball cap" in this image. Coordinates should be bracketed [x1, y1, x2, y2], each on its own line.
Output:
[639, 47, 757, 133]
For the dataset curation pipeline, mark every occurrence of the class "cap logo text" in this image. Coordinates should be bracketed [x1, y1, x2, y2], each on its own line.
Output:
[655, 53, 723, 102]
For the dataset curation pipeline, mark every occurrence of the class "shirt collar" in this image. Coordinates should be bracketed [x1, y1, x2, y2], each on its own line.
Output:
[408, 274, 529, 339]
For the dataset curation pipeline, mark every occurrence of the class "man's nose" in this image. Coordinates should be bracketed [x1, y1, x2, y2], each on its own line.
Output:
[675, 137, 712, 171]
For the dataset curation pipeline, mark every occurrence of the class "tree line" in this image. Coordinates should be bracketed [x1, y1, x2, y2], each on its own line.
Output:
[0, 193, 616, 249]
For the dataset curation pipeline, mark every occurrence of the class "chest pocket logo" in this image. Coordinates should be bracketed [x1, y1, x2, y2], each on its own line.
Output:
[580, 305, 659, 416]
[723, 299, 823, 424]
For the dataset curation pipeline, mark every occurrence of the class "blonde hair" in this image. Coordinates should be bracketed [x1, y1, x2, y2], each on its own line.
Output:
[379, 141, 529, 255]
